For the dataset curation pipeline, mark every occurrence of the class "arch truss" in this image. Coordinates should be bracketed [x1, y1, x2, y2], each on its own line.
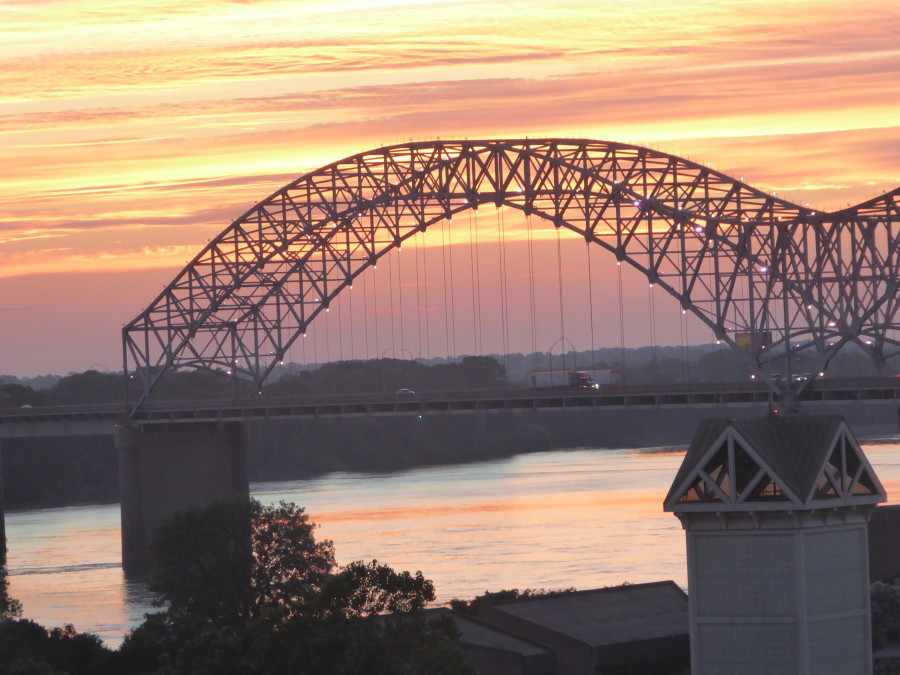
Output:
[123, 139, 900, 404]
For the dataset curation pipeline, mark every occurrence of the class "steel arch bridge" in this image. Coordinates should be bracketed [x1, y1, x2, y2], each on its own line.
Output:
[123, 139, 900, 407]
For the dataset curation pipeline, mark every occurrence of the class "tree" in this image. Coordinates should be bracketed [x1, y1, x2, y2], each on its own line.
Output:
[0, 621, 111, 674]
[130, 498, 475, 674]
[0, 383, 45, 408]
[314, 559, 435, 618]
[47, 370, 123, 405]
[0, 544, 22, 621]
[872, 580, 900, 649]
[151, 498, 334, 625]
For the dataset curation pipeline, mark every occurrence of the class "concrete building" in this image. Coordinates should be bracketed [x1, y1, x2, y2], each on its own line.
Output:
[450, 611, 554, 675]
[664, 414, 886, 674]
[452, 581, 690, 674]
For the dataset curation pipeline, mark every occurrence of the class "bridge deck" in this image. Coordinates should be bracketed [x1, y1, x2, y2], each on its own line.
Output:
[1, 378, 898, 438]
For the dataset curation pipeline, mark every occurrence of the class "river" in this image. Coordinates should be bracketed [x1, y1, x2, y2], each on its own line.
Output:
[7, 441, 900, 647]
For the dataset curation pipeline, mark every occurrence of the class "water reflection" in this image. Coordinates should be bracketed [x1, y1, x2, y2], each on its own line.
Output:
[5, 442, 900, 646]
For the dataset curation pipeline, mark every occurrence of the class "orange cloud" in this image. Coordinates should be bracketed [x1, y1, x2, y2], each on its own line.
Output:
[1, 0, 898, 374]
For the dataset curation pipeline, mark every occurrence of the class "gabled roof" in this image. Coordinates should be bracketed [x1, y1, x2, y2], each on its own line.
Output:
[484, 581, 688, 647]
[664, 414, 886, 512]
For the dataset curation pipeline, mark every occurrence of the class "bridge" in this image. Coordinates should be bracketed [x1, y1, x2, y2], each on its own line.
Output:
[3, 138, 899, 577]
[2, 378, 899, 438]
[122, 138, 899, 410]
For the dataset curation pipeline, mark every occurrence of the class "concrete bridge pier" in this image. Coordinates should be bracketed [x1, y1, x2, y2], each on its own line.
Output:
[116, 421, 249, 580]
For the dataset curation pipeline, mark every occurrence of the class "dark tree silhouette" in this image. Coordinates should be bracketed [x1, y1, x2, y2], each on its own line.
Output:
[122, 497, 474, 674]
[151, 498, 334, 625]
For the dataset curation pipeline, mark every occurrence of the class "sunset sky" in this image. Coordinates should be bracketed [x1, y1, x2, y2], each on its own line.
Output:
[2, 0, 899, 377]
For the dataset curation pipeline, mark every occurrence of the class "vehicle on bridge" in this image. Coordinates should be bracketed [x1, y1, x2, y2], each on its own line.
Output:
[581, 369, 622, 387]
[528, 370, 598, 390]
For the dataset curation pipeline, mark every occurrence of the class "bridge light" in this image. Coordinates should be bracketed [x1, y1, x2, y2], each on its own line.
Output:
[828, 321, 836, 327]
[759, 266, 768, 273]
[866, 340, 873, 345]
[633, 200, 640, 207]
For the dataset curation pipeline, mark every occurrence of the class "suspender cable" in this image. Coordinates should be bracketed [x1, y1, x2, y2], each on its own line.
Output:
[337, 291, 344, 363]
[301, 329, 307, 368]
[586, 241, 596, 367]
[474, 211, 483, 355]
[440, 219, 451, 361]
[324, 306, 331, 364]
[396, 243, 405, 357]
[312, 315, 319, 366]
[388, 253, 397, 357]
[414, 230, 423, 359]
[362, 272, 370, 361]
[556, 226, 567, 372]
[348, 279, 354, 361]
[527, 214, 538, 373]
[497, 207, 511, 372]
[422, 228, 431, 360]
[372, 262, 380, 359]
[649, 282, 657, 380]
[446, 218, 457, 358]
[468, 212, 479, 355]
[617, 261, 625, 378]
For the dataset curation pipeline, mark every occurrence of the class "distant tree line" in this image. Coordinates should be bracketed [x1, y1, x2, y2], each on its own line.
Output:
[0, 355, 507, 408]
[2, 343, 895, 408]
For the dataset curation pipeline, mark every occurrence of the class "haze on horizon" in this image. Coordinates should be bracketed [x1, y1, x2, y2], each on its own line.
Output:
[2, 0, 899, 377]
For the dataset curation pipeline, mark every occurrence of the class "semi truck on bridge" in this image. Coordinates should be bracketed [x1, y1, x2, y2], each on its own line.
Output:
[527, 369, 622, 389]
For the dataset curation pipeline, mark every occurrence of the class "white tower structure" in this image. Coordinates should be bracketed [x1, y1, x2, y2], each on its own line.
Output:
[664, 415, 886, 674]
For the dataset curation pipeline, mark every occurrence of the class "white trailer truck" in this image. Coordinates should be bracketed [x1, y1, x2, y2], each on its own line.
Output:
[527, 370, 595, 389]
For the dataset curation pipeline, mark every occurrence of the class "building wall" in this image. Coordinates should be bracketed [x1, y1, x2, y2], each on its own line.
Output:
[686, 514, 872, 675]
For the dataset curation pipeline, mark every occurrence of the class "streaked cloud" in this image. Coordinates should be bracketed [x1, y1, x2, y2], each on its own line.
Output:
[0, 0, 898, 374]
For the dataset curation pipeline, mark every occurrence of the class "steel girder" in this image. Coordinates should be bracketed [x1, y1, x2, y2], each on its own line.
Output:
[123, 139, 899, 407]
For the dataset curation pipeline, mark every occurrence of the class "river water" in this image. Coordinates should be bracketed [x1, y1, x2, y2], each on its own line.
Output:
[7, 441, 900, 647]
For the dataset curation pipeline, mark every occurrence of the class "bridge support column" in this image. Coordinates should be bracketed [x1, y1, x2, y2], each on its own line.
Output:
[117, 421, 249, 580]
